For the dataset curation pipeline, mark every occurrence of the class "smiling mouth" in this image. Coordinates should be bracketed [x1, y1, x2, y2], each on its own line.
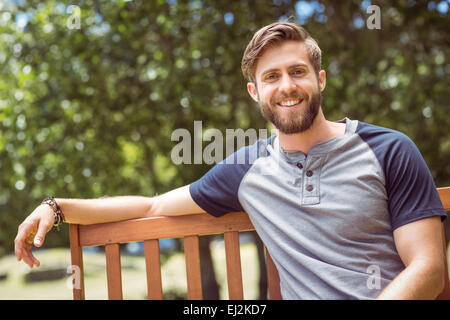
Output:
[276, 98, 304, 108]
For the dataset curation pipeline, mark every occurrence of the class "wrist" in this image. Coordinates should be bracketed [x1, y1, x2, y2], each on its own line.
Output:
[41, 196, 65, 230]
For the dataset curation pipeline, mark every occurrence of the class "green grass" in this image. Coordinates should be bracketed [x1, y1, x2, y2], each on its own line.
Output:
[0, 241, 260, 300]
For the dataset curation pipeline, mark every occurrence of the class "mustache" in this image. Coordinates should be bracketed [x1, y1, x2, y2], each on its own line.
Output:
[270, 92, 307, 104]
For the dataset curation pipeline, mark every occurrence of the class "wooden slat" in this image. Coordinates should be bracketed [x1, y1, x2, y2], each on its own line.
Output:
[69, 224, 85, 300]
[184, 235, 203, 299]
[437, 187, 450, 300]
[105, 243, 123, 300]
[79, 211, 254, 247]
[438, 187, 450, 210]
[144, 239, 163, 300]
[224, 231, 244, 299]
[265, 247, 282, 300]
[437, 223, 450, 300]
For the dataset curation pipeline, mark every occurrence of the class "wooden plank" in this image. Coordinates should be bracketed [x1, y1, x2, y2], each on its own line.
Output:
[69, 224, 85, 300]
[265, 247, 282, 300]
[438, 187, 450, 210]
[79, 211, 254, 247]
[224, 232, 244, 299]
[436, 223, 450, 300]
[144, 239, 163, 300]
[436, 187, 450, 299]
[184, 235, 203, 299]
[105, 243, 123, 300]
[224, 231, 244, 300]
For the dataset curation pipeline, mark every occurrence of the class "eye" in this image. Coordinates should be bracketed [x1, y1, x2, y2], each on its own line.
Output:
[291, 69, 305, 76]
[263, 73, 279, 82]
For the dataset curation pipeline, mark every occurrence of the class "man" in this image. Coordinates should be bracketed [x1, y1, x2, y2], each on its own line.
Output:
[14, 22, 447, 299]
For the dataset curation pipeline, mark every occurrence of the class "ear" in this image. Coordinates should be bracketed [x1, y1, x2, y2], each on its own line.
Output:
[247, 82, 259, 102]
[318, 70, 326, 92]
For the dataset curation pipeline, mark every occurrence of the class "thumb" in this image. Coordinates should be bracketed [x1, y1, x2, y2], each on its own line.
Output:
[34, 221, 51, 247]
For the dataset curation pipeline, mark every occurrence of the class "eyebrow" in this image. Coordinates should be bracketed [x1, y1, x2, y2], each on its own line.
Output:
[260, 63, 309, 78]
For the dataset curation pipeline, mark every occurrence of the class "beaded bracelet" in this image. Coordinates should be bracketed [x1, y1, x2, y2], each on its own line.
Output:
[41, 196, 65, 231]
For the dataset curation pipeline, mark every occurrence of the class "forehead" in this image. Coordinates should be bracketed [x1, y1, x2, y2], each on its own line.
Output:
[255, 41, 311, 77]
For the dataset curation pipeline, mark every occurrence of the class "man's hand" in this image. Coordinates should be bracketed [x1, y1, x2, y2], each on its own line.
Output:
[14, 204, 54, 268]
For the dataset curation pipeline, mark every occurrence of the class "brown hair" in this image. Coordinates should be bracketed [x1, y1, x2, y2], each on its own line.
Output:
[241, 22, 322, 82]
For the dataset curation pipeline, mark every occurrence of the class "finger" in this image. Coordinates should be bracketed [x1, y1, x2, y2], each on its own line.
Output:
[15, 221, 38, 265]
[27, 240, 41, 267]
[14, 223, 35, 261]
[30, 252, 40, 268]
[23, 234, 41, 267]
[21, 243, 35, 268]
[24, 253, 39, 268]
[34, 221, 52, 247]
[23, 241, 41, 268]
[14, 238, 23, 261]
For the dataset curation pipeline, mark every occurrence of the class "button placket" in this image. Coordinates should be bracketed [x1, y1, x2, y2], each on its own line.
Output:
[302, 156, 323, 205]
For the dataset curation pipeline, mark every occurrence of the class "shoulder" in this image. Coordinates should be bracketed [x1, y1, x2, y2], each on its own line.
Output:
[355, 121, 421, 169]
[192, 134, 275, 192]
[355, 121, 431, 194]
[188, 135, 275, 217]
[355, 121, 415, 149]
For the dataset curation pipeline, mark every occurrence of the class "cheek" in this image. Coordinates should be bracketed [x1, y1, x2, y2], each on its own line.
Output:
[296, 77, 316, 88]
[258, 85, 277, 102]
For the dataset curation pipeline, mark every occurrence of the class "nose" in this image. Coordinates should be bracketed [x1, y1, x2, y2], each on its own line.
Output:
[278, 73, 297, 94]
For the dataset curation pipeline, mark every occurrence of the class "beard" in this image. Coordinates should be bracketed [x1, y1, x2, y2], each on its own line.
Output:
[259, 86, 322, 135]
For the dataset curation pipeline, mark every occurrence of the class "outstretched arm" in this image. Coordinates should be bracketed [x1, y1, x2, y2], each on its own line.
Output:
[58, 185, 205, 224]
[14, 185, 205, 268]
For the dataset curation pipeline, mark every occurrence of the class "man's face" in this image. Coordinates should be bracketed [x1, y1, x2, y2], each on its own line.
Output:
[247, 41, 326, 134]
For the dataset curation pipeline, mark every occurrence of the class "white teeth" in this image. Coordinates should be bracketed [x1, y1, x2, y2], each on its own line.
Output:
[279, 99, 300, 106]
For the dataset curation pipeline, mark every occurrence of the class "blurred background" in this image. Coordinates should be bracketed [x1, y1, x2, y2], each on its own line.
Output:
[0, 0, 449, 299]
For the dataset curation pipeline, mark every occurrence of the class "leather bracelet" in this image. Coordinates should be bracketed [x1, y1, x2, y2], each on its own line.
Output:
[41, 196, 65, 230]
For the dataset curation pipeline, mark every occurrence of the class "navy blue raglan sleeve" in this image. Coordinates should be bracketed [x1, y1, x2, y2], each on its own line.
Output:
[189, 146, 255, 217]
[357, 122, 446, 231]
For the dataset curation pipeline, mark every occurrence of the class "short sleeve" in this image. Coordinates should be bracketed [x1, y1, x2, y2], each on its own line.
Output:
[356, 122, 446, 231]
[384, 133, 446, 230]
[189, 145, 256, 217]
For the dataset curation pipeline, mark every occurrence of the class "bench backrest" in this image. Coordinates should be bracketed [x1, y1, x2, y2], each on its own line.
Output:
[69, 187, 450, 300]
[69, 211, 281, 299]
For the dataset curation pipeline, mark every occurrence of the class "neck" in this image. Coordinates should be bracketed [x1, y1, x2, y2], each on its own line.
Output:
[277, 108, 346, 154]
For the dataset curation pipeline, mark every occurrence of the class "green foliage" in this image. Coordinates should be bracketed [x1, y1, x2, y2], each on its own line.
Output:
[0, 0, 449, 256]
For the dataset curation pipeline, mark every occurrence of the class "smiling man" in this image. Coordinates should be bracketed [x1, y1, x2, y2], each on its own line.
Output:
[15, 22, 447, 300]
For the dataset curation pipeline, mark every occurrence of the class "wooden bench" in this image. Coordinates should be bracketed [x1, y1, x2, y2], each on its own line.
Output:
[68, 187, 450, 300]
